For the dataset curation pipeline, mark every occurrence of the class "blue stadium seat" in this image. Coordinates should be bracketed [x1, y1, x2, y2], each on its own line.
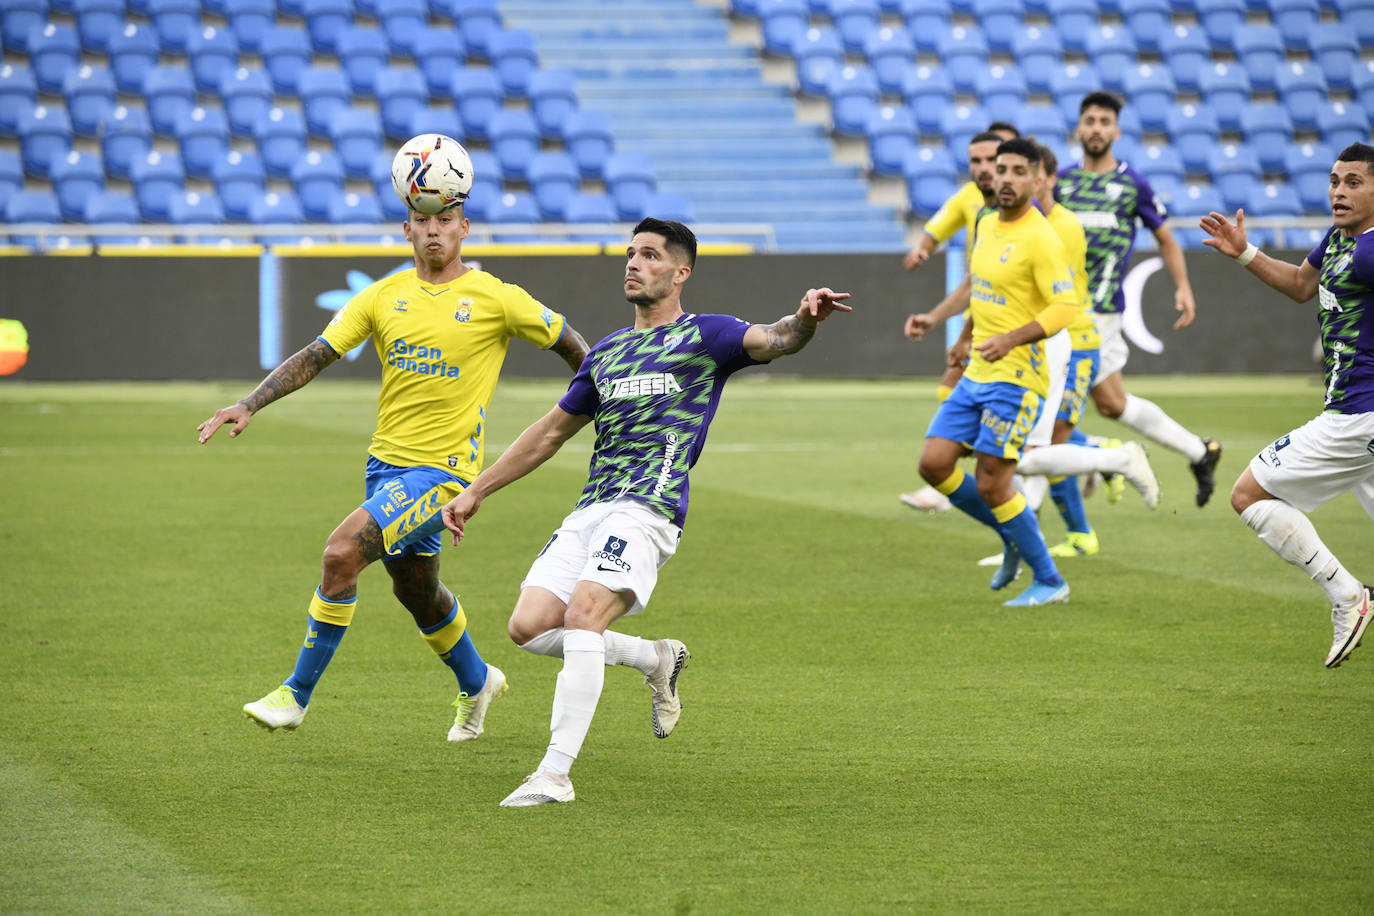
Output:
[253, 105, 307, 178]
[108, 23, 159, 94]
[826, 65, 879, 137]
[147, 0, 199, 54]
[0, 62, 36, 133]
[865, 104, 916, 176]
[1, 0, 45, 53]
[829, 0, 881, 53]
[260, 26, 312, 95]
[1046, 0, 1096, 53]
[212, 148, 265, 221]
[17, 104, 72, 178]
[1119, 0, 1169, 52]
[327, 191, 384, 224]
[337, 26, 389, 96]
[1333, 0, 1374, 44]
[1085, 25, 1138, 94]
[450, 67, 503, 141]
[1270, 0, 1319, 50]
[1353, 59, 1374, 115]
[899, 0, 950, 54]
[290, 149, 345, 221]
[939, 104, 989, 165]
[6, 190, 61, 248]
[975, 64, 1027, 124]
[415, 29, 466, 98]
[488, 108, 540, 181]
[1167, 184, 1225, 250]
[1158, 24, 1210, 93]
[407, 106, 463, 143]
[1012, 26, 1062, 94]
[1245, 182, 1303, 218]
[223, 0, 274, 54]
[329, 108, 384, 179]
[83, 189, 141, 237]
[643, 191, 695, 223]
[50, 150, 104, 220]
[464, 148, 501, 218]
[248, 190, 304, 230]
[485, 190, 539, 228]
[603, 151, 657, 220]
[219, 67, 272, 137]
[187, 27, 240, 95]
[1197, 63, 1251, 132]
[143, 66, 196, 136]
[489, 28, 539, 98]
[301, 0, 352, 54]
[376, 67, 428, 140]
[27, 23, 80, 94]
[902, 145, 958, 216]
[168, 190, 226, 237]
[1316, 101, 1371, 150]
[72, 0, 125, 53]
[1286, 141, 1334, 211]
[564, 109, 614, 178]
[175, 105, 231, 179]
[528, 150, 579, 220]
[62, 64, 115, 137]
[863, 25, 914, 96]
[902, 64, 953, 135]
[299, 66, 351, 136]
[1207, 144, 1263, 211]
[563, 193, 619, 243]
[1050, 63, 1100, 127]
[1123, 64, 1175, 133]
[377, 0, 426, 56]
[1136, 144, 1185, 189]
[101, 104, 152, 179]
[528, 68, 578, 139]
[131, 149, 185, 220]
[759, 0, 808, 56]
[1233, 24, 1284, 93]
[1198, 0, 1245, 52]
[937, 25, 988, 93]
[1239, 103, 1294, 172]
[1165, 103, 1221, 173]
[1275, 62, 1329, 131]
[448, 0, 501, 58]
[372, 152, 408, 220]
[1307, 24, 1359, 91]
[970, 0, 1024, 53]
[0, 150, 21, 212]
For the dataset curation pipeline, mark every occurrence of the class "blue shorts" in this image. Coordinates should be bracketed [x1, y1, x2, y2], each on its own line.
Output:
[925, 377, 1043, 461]
[1057, 348, 1100, 426]
[363, 457, 469, 559]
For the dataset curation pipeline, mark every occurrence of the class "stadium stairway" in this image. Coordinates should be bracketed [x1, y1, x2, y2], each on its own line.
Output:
[497, 0, 907, 251]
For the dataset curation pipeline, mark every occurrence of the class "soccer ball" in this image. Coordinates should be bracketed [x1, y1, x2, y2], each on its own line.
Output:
[391, 134, 474, 215]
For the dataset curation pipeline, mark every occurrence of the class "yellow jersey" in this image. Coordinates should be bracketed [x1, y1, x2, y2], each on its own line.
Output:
[320, 266, 567, 478]
[965, 207, 1080, 396]
[922, 181, 988, 245]
[1045, 202, 1101, 351]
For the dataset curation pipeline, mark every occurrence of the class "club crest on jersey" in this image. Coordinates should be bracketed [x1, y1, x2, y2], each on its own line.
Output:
[1334, 253, 1353, 275]
[663, 332, 686, 352]
[454, 297, 474, 322]
[1105, 183, 1124, 200]
[999, 243, 1015, 263]
[599, 372, 683, 399]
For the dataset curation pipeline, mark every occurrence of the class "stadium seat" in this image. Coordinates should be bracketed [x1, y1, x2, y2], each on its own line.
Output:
[464, 148, 501, 218]
[1286, 141, 1334, 211]
[147, 0, 199, 54]
[407, 106, 464, 143]
[62, 64, 116, 137]
[1198, 0, 1245, 52]
[415, 29, 466, 98]
[829, 0, 881, 53]
[260, 26, 312, 95]
[248, 190, 305, 230]
[108, 23, 159, 94]
[900, 0, 950, 54]
[450, 67, 503, 141]
[290, 150, 346, 221]
[564, 109, 615, 179]
[1011, 26, 1063, 95]
[299, 66, 352, 136]
[1165, 103, 1221, 174]
[826, 65, 879, 137]
[50, 150, 104, 220]
[327, 191, 384, 224]
[969, 0, 1023, 53]
[975, 64, 1027, 124]
[131, 150, 186, 221]
[863, 26, 914, 96]
[1158, 24, 1210, 94]
[1085, 26, 1137, 94]
[329, 108, 384, 179]
[527, 68, 578, 139]
[5, 190, 61, 248]
[1245, 182, 1303, 218]
[1307, 24, 1359, 91]
[187, 27, 240, 95]
[448, 0, 501, 58]
[378, 0, 427, 56]
[488, 29, 539, 98]
[603, 152, 657, 220]
[1019, 104, 1067, 145]
[299, 0, 350, 55]
[1231, 25, 1284, 94]
[0, 150, 21, 212]
[937, 25, 989, 94]
[1168, 184, 1225, 247]
[1316, 101, 1371, 151]
[1122, 64, 1175, 133]
[1207, 144, 1263, 212]
[167, 190, 226, 239]
[143, 66, 197, 137]
[1333, 0, 1374, 44]
[372, 152, 408, 220]
[528, 150, 580, 220]
[337, 26, 390, 96]
[902, 64, 953, 135]
[1197, 63, 1251, 132]
[17, 105, 72, 178]
[212, 148, 266, 221]
[1119, 0, 1169, 52]
[1352, 60, 1374, 115]
[1270, 0, 1319, 51]
[376, 67, 429, 140]
[1239, 103, 1294, 173]
[0, 63, 36, 134]
[1275, 62, 1329, 131]
[488, 109, 541, 181]
[865, 104, 916, 177]
[101, 104, 152, 179]
[939, 105, 989, 166]
[176, 105, 231, 179]
[484, 190, 539, 229]
[563, 193, 620, 243]
[902, 145, 959, 216]
[1, 0, 45, 53]
[643, 191, 695, 223]
[254, 106, 307, 179]
[223, 0, 275, 54]
[84, 190, 141, 243]
[27, 23, 80, 94]
[1045, 0, 1096, 53]
[72, 0, 126, 53]
[1050, 63, 1100, 127]
[759, 0, 808, 56]
[217, 67, 271, 138]
[1136, 144, 1185, 189]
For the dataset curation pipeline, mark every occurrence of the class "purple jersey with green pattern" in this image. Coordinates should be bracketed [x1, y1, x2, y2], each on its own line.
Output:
[558, 313, 764, 528]
[1056, 161, 1167, 315]
[1304, 227, 1374, 414]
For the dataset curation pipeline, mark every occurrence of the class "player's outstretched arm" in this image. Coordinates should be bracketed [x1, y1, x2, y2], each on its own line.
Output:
[197, 339, 339, 443]
[1199, 209, 1319, 302]
[1152, 224, 1197, 330]
[550, 322, 591, 372]
[906, 273, 973, 341]
[902, 234, 936, 271]
[743, 287, 852, 361]
[442, 405, 590, 543]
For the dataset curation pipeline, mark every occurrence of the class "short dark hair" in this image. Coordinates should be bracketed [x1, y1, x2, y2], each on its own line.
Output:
[1336, 142, 1374, 172]
[986, 120, 1021, 138]
[633, 217, 697, 268]
[1079, 91, 1123, 116]
[1034, 142, 1058, 176]
[996, 138, 1041, 165]
[969, 131, 1005, 147]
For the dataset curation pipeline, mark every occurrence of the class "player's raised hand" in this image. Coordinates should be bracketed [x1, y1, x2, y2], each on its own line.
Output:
[442, 490, 482, 545]
[799, 288, 853, 322]
[1199, 209, 1247, 258]
[197, 403, 252, 444]
[904, 312, 935, 342]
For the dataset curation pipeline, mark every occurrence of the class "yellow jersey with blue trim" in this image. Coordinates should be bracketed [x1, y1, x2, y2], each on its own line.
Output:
[965, 207, 1079, 396]
[922, 181, 988, 245]
[319, 266, 566, 477]
[1045, 202, 1101, 351]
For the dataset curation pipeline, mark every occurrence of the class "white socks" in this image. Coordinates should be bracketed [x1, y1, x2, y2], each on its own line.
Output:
[519, 626, 658, 674]
[1240, 498, 1364, 607]
[543, 628, 605, 772]
[1119, 394, 1207, 463]
[1017, 474, 1049, 513]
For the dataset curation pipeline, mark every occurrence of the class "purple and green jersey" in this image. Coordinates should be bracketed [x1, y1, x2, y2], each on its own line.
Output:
[558, 312, 765, 528]
[1056, 161, 1167, 315]
[1305, 227, 1374, 414]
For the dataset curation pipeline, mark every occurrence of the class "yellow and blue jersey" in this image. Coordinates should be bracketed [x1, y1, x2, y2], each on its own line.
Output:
[965, 207, 1079, 396]
[922, 181, 987, 246]
[320, 266, 566, 479]
[1045, 202, 1101, 351]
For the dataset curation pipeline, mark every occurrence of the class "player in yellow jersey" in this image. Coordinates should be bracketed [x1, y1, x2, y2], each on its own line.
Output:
[197, 199, 590, 739]
[916, 138, 1080, 606]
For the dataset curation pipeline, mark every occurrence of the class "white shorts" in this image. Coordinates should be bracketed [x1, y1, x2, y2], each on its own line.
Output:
[1026, 329, 1071, 448]
[1249, 411, 1374, 518]
[520, 498, 682, 615]
[1094, 313, 1129, 381]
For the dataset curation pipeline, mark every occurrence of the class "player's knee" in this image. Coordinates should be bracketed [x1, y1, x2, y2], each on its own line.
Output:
[508, 616, 538, 645]
[1230, 475, 1260, 516]
[320, 537, 365, 583]
[917, 456, 950, 486]
[1093, 393, 1124, 418]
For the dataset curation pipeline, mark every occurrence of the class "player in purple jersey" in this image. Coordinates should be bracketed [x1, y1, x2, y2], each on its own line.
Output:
[441, 218, 851, 806]
[1199, 142, 1374, 668]
[1058, 91, 1223, 507]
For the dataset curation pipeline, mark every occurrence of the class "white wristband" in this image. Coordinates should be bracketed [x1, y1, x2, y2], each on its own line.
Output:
[1235, 243, 1259, 267]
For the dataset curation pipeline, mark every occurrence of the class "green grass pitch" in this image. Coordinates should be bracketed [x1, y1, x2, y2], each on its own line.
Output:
[2, 375, 1372, 914]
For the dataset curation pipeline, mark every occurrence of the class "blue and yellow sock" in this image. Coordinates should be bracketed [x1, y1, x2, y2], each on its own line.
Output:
[283, 588, 354, 707]
[1050, 477, 1091, 534]
[993, 494, 1064, 586]
[420, 597, 488, 695]
[934, 467, 1000, 530]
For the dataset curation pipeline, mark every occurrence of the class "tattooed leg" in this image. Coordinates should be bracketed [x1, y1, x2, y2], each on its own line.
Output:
[319, 507, 386, 600]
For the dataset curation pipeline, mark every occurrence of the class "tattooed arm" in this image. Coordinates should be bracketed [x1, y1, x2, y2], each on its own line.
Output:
[196, 338, 339, 443]
[550, 322, 591, 373]
[743, 287, 853, 362]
